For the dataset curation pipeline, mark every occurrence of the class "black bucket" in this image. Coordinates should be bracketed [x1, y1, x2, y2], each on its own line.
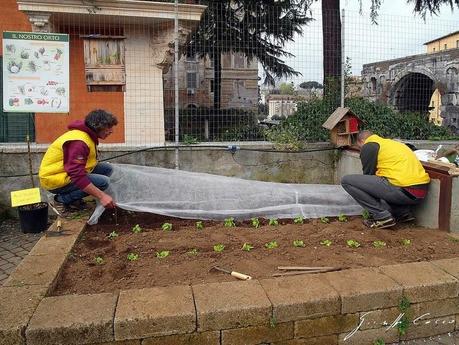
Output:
[18, 202, 49, 233]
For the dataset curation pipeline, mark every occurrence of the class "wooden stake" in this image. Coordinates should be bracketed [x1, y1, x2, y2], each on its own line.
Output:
[26, 135, 35, 188]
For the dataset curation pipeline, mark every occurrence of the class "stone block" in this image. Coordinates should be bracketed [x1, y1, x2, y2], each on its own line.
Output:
[221, 322, 293, 345]
[359, 307, 400, 330]
[142, 331, 220, 345]
[272, 335, 338, 345]
[0, 285, 47, 345]
[295, 314, 358, 338]
[3, 252, 66, 288]
[400, 315, 456, 341]
[93, 341, 140, 345]
[411, 298, 459, 320]
[26, 293, 117, 345]
[260, 275, 340, 323]
[431, 257, 459, 280]
[193, 280, 272, 331]
[323, 268, 402, 313]
[114, 285, 195, 340]
[27, 220, 84, 256]
[380, 262, 459, 302]
[338, 327, 399, 345]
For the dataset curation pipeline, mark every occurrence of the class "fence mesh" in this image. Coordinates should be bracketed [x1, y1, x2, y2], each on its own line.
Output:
[0, 0, 458, 145]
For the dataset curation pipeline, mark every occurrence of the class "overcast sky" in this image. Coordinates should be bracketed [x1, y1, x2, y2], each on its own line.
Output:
[266, 0, 458, 86]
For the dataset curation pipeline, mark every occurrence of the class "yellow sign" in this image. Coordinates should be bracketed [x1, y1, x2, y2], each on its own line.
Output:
[11, 188, 41, 207]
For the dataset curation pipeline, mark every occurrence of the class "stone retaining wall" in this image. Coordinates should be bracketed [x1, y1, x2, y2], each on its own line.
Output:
[1, 220, 458, 345]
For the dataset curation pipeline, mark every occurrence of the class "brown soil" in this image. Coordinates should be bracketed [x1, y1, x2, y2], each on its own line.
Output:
[52, 209, 459, 296]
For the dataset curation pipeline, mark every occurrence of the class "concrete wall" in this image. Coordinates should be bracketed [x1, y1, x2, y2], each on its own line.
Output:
[0, 142, 336, 215]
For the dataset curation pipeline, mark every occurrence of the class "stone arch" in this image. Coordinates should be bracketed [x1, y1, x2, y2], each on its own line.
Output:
[389, 70, 436, 113]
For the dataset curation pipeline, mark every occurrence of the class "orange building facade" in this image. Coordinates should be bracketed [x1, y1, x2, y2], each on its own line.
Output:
[1, 0, 205, 144]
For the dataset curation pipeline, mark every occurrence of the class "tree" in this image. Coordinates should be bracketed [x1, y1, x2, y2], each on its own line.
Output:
[317, 0, 459, 105]
[186, 0, 313, 109]
[299, 81, 323, 89]
[279, 82, 296, 95]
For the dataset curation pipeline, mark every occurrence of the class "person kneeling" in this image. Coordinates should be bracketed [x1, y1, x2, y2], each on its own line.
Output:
[39, 109, 118, 214]
[341, 130, 430, 229]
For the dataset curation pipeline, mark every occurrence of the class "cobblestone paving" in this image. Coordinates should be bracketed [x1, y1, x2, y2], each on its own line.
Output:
[0, 219, 44, 285]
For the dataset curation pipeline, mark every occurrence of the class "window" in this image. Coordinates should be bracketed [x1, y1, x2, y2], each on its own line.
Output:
[187, 72, 197, 89]
[370, 77, 377, 93]
[209, 79, 214, 94]
[83, 36, 125, 92]
[433, 47, 436, 52]
[456, 40, 459, 48]
[444, 43, 447, 50]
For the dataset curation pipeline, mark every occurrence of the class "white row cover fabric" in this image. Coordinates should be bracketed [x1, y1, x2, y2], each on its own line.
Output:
[88, 164, 363, 224]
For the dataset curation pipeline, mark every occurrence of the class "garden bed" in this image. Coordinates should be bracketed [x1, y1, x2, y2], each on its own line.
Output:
[52, 209, 459, 296]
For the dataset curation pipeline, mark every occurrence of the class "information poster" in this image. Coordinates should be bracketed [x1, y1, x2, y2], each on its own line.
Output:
[2, 31, 69, 113]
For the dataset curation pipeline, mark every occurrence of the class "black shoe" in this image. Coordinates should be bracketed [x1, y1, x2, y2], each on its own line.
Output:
[395, 213, 415, 223]
[363, 216, 396, 229]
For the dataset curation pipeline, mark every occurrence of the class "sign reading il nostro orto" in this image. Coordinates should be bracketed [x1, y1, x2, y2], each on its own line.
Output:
[2, 31, 69, 113]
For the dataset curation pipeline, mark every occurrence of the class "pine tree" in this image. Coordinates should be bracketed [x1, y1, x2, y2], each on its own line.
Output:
[187, 0, 313, 109]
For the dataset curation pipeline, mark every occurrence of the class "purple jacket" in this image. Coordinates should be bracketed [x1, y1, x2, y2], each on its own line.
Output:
[63, 120, 99, 190]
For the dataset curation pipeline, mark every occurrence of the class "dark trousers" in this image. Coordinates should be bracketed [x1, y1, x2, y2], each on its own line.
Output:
[50, 163, 113, 205]
[341, 174, 425, 220]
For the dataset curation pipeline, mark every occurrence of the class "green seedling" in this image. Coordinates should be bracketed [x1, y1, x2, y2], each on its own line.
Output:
[270, 316, 277, 328]
[224, 217, 235, 227]
[268, 218, 279, 226]
[213, 244, 225, 252]
[373, 339, 385, 345]
[94, 256, 104, 265]
[397, 296, 411, 336]
[399, 296, 411, 312]
[398, 315, 410, 336]
[127, 253, 139, 261]
[293, 240, 305, 247]
[401, 239, 412, 246]
[373, 240, 386, 248]
[196, 221, 204, 230]
[293, 216, 304, 224]
[338, 213, 348, 222]
[265, 241, 278, 249]
[242, 243, 254, 252]
[187, 248, 199, 255]
[70, 212, 83, 220]
[131, 224, 142, 234]
[362, 209, 371, 220]
[161, 223, 173, 231]
[448, 236, 459, 242]
[107, 231, 118, 240]
[156, 250, 170, 259]
[346, 239, 361, 248]
[320, 239, 332, 247]
[251, 217, 260, 228]
[320, 216, 330, 224]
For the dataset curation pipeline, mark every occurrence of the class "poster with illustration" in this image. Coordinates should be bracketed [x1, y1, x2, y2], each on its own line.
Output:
[2, 31, 69, 113]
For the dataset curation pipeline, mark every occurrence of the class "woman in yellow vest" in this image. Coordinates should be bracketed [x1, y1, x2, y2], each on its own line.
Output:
[39, 109, 118, 213]
[341, 130, 430, 229]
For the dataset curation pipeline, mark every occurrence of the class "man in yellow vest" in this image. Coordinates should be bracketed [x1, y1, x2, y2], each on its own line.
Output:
[39, 109, 118, 213]
[341, 130, 430, 229]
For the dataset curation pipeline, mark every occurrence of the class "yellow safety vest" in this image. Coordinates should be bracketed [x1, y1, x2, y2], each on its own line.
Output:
[365, 134, 430, 187]
[39, 130, 97, 190]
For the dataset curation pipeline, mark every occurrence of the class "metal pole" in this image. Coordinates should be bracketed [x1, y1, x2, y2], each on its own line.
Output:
[340, 9, 345, 108]
[174, 0, 180, 169]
